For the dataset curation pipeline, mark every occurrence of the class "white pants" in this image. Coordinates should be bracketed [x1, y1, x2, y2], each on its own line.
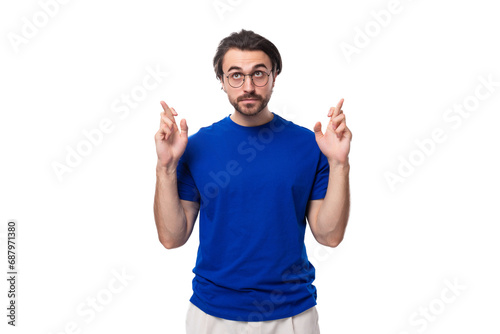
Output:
[185, 302, 321, 334]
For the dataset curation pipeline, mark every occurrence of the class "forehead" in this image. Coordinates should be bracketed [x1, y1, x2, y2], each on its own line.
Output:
[222, 48, 272, 72]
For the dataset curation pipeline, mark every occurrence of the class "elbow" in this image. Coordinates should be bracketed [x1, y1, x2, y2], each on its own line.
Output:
[161, 241, 178, 250]
[323, 233, 344, 248]
[159, 236, 185, 250]
[327, 236, 343, 248]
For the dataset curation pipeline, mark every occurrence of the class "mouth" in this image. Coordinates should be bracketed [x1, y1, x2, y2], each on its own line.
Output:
[239, 94, 260, 101]
[239, 98, 260, 103]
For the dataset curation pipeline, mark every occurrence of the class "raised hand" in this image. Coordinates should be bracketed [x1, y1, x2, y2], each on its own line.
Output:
[313, 98, 352, 167]
[154, 101, 188, 173]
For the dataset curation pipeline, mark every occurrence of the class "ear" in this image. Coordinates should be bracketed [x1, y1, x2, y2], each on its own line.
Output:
[219, 76, 226, 92]
[271, 71, 278, 88]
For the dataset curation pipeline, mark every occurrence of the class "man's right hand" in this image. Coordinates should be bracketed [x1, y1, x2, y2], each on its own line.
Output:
[154, 101, 188, 173]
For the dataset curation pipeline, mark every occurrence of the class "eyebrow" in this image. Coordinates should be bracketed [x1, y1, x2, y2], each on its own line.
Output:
[226, 63, 269, 73]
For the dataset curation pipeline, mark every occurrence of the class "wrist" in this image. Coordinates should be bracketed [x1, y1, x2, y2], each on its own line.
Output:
[156, 161, 177, 177]
[328, 160, 350, 172]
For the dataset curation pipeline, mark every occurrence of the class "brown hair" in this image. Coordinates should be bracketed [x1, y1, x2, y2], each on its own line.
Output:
[213, 29, 282, 81]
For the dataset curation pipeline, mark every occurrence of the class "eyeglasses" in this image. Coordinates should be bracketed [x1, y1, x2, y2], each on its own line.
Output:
[223, 70, 272, 88]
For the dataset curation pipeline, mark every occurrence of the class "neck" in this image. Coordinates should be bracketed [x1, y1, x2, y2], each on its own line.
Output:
[230, 108, 274, 127]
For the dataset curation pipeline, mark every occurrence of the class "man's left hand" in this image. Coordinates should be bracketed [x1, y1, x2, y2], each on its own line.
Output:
[313, 98, 352, 167]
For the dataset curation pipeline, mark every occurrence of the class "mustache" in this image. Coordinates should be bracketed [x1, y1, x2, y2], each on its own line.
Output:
[238, 94, 261, 102]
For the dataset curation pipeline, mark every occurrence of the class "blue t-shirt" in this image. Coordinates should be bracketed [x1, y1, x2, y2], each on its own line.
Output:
[176, 112, 330, 322]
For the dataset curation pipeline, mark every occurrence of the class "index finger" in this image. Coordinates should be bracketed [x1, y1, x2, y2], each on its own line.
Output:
[334, 98, 344, 117]
[328, 98, 345, 117]
[160, 101, 176, 122]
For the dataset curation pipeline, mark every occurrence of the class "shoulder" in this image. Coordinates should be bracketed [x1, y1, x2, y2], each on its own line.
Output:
[182, 117, 227, 156]
[187, 117, 227, 141]
[273, 114, 326, 162]
[274, 113, 317, 141]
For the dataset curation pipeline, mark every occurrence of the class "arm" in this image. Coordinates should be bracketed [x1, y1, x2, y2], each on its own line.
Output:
[307, 163, 350, 247]
[153, 101, 199, 249]
[154, 165, 200, 249]
[309, 98, 352, 247]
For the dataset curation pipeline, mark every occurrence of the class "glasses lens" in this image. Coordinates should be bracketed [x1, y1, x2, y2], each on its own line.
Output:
[228, 73, 243, 87]
[227, 72, 270, 87]
[253, 71, 269, 87]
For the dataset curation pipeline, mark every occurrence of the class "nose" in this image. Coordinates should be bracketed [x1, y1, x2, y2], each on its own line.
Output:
[242, 75, 255, 93]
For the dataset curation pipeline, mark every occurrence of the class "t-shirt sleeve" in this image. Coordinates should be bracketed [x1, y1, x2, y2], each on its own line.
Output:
[176, 154, 201, 203]
[309, 151, 330, 200]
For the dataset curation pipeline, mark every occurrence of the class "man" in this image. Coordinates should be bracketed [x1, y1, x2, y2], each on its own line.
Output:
[153, 29, 352, 333]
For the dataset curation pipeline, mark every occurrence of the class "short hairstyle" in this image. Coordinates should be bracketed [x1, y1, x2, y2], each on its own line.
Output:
[213, 29, 282, 81]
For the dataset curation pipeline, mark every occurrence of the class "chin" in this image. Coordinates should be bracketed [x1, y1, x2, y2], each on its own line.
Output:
[240, 108, 262, 117]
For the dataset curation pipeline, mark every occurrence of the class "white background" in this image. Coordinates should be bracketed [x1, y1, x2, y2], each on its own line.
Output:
[1, 0, 499, 333]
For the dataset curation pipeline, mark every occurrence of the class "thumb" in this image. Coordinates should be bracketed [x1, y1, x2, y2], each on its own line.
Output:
[179, 118, 188, 140]
[313, 122, 323, 141]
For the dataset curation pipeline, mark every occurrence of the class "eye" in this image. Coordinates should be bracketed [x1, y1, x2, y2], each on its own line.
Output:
[231, 73, 242, 79]
[253, 71, 264, 77]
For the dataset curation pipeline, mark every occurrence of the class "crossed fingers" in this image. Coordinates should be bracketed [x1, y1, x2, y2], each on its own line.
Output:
[327, 98, 346, 138]
[159, 101, 178, 138]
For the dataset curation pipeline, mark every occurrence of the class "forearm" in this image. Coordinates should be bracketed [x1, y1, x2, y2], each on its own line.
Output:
[316, 162, 351, 247]
[153, 163, 188, 249]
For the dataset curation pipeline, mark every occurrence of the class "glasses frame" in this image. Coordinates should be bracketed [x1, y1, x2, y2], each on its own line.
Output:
[223, 69, 273, 88]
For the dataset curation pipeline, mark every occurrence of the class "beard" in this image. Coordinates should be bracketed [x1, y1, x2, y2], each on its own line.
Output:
[231, 93, 270, 117]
